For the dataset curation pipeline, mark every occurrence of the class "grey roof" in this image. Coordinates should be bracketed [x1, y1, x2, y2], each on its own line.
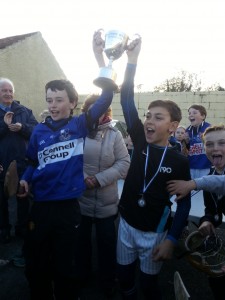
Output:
[0, 32, 39, 50]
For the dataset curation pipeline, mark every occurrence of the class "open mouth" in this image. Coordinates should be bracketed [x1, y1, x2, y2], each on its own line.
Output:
[146, 127, 154, 133]
[212, 154, 223, 167]
[51, 111, 58, 115]
[145, 127, 155, 137]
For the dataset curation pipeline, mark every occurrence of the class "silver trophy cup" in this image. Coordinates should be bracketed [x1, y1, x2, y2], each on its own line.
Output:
[93, 30, 129, 90]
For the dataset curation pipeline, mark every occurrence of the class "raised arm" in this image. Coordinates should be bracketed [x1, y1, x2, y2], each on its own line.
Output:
[92, 30, 106, 68]
[120, 38, 141, 131]
[85, 32, 114, 131]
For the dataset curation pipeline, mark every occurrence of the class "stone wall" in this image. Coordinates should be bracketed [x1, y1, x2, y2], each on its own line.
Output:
[98, 91, 225, 127]
[13, 89, 225, 125]
[1, 33, 224, 125]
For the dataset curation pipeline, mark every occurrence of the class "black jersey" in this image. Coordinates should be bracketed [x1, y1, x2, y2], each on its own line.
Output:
[119, 63, 191, 242]
[119, 119, 191, 237]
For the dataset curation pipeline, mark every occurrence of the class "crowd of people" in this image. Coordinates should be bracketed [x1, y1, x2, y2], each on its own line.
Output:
[0, 30, 225, 300]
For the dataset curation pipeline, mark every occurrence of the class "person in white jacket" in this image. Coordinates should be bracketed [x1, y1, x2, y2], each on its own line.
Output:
[167, 175, 225, 200]
[78, 94, 130, 297]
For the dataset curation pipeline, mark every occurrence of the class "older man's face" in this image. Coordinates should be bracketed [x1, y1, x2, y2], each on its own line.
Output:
[0, 82, 14, 106]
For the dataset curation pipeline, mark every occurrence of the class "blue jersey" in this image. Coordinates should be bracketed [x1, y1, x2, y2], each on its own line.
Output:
[186, 122, 211, 169]
[22, 90, 113, 202]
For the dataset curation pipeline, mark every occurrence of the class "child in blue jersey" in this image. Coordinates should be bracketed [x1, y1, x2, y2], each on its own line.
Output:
[186, 104, 211, 179]
[105, 38, 190, 300]
[17, 33, 114, 300]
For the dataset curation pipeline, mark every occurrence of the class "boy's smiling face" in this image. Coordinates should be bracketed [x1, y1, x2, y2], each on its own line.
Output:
[204, 130, 225, 172]
[144, 106, 178, 147]
[46, 88, 75, 121]
[188, 108, 205, 127]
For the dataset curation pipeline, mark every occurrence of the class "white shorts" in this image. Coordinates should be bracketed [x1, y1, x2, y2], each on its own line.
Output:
[117, 217, 167, 275]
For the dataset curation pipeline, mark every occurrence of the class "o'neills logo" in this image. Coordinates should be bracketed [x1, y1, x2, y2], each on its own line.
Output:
[38, 139, 83, 170]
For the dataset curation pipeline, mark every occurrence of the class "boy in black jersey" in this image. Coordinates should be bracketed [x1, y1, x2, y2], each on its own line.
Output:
[116, 38, 191, 299]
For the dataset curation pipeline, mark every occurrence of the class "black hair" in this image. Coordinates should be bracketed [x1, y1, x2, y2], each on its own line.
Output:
[45, 80, 78, 105]
[148, 99, 182, 122]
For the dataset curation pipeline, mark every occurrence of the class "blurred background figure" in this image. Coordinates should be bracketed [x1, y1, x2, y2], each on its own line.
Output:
[0, 78, 38, 247]
[125, 134, 134, 158]
[186, 104, 211, 179]
[174, 125, 189, 156]
[39, 109, 50, 122]
[0, 164, 10, 267]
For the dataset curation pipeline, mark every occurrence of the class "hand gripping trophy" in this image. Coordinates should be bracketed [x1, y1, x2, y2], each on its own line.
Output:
[93, 29, 138, 90]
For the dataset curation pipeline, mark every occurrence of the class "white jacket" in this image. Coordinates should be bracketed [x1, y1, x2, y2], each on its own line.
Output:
[78, 122, 130, 218]
[195, 175, 225, 195]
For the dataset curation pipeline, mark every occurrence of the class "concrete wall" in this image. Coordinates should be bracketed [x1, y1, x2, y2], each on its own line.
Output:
[10, 87, 225, 126]
[0, 32, 66, 120]
[1, 33, 224, 125]
[98, 91, 225, 128]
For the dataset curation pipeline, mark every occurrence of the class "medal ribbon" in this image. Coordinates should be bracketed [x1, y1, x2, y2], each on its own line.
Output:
[142, 144, 168, 193]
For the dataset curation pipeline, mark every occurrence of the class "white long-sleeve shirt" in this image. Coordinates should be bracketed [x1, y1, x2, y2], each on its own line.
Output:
[195, 175, 225, 195]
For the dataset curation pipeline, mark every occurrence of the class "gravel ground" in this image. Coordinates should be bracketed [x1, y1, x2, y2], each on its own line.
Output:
[0, 194, 216, 299]
[0, 223, 216, 300]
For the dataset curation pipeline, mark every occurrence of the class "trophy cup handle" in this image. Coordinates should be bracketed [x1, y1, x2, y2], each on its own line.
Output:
[127, 33, 141, 50]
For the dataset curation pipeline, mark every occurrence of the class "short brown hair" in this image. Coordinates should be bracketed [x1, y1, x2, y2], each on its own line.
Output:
[188, 104, 207, 119]
[81, 94, 112, 117]
[203, 124, 225, 142]
[148, 100, 182, 122]
[45, 80, 78, 105]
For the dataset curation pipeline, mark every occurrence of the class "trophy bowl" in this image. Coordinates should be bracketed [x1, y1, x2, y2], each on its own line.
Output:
[104, 30, 129, 60]
[93, 30, 129, 90]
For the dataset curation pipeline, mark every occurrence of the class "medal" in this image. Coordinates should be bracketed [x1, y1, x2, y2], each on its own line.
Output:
[214, 214, 219, 222]
[138, 195, 146, 208]
[138, 144, 168, 208]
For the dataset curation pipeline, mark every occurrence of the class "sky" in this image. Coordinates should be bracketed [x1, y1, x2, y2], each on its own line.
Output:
[2, 0, 225, 94]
